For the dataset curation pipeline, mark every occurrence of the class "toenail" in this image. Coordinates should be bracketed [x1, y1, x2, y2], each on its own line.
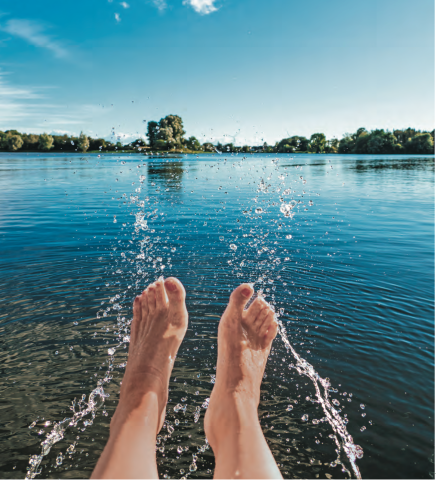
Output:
[241, 287, 252, 298]
[165, 279, 177, 292]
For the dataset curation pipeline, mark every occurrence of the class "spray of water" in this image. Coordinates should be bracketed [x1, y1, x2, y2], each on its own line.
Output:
[26, 154, 364, 478]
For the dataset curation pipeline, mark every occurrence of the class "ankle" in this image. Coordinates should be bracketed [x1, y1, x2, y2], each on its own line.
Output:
[112, 390, 163, 435]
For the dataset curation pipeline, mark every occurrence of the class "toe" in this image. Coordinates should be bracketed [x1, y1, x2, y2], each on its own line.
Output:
[147, 284, 157, 314]
[253, 306, 270, 332]
[154, 277, 168, 311]
[244, 296, 267, 324]
[228, 283, 254, 314]
[141, 290, 149, 318]
[131, 296, 142, 342]
[164, 277, 186, 306]
[260, 312, 278, 347]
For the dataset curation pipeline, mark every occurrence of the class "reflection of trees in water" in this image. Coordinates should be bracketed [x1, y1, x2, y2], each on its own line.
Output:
[147, 162, 195, 200]
[352, 157, 435, 172]
[147, 161, 184, 184]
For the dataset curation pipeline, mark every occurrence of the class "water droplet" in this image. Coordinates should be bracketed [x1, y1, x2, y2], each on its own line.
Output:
[286, 235, 292, 239]
[108, 348, 115, 355]
[301, 414, 309, 422]
[255, 207, 263, 214]
[286, 405, 293, 411]
[230, 244, 237, 251]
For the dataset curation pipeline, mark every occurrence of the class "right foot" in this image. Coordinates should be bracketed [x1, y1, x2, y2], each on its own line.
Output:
[205, 283, 278, 448]
[112, 276, 188, 434]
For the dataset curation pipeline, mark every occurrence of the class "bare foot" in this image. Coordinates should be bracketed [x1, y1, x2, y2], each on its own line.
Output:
[112, 276, 188, 434]
[204, 284, 281, 478]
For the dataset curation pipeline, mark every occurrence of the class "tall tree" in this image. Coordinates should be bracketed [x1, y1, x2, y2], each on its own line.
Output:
[77, 131, 90, 152]
[146, 121, 159, 147]
[406, 133, 434, 154]
[186, 136, 201, 151]
[8, 135, 24, 151]
[38, 133, 54, 151]
[309, 133, 326, 153]
[159, 115, 185, 146]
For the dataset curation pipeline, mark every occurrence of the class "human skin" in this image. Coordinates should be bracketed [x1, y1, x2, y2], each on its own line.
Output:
[91, 279, 281, 479]
[204, 283, 282, 479]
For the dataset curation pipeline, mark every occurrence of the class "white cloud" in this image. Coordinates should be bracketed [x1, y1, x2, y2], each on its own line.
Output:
[0, 19, 69, 58]
[0, 71, 105, 132]
[183, 0, 218, 15]
[120, 1, 130, 8]
[104, 131, 147, 144]
[152, 0, 167, 12]
[115, 13, 121, 22]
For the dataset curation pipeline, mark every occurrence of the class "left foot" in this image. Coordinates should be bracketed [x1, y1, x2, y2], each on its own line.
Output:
[112, 277, 188, 433]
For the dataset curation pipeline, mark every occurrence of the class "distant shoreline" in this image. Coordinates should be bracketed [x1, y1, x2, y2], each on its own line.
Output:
[1, 121, 434, 155]
[1, 150, 434, 156]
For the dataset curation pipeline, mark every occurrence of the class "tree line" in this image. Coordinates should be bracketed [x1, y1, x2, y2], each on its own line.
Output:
[1, 115, 434, 154]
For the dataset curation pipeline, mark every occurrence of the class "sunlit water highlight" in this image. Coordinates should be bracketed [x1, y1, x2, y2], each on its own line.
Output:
[0, 153, 433, 479]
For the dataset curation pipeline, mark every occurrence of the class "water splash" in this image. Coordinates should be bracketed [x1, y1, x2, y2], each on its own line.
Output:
[277, 318, 363, 479]
[25, 387, 108, 479]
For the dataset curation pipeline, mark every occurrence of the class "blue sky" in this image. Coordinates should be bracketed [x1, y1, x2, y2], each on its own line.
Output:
[0, 0, 434, 145]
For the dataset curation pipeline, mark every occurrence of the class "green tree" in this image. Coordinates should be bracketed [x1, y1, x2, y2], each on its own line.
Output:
[353, 131, 370, 153]
[338, 134, 354, 153]
[406, 133, 434, 154]
[77, 131, 90, 152]
[366, 129, 396, 154]
[8, 135, 24, 151]
[223, 143, 236, 152]
[309, 133, 326, 153]
[89, 138, 107, 151]
[158, 115, 185, 148]
[352, 127, 367, 141]
[22, 134, 39, 150]
[146, 121, 159, 147]
[38, 133, 54, 151]
[186, 136, 201, 151]
[202, 142, 215, 152]
[325, 138, 339, 153]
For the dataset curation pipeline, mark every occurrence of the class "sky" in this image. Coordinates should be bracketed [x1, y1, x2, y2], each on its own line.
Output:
[0, 0, 434, 146]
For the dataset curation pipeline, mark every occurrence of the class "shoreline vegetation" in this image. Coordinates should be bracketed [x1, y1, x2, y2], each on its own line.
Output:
[1, 114, 434, 155]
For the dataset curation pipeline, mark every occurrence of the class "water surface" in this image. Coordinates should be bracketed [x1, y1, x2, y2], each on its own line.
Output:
[0, 152, 433, 479]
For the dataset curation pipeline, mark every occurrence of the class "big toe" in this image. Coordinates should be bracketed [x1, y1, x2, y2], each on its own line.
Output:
[227, 283, 254, 315]
[164, 277, 186, 306]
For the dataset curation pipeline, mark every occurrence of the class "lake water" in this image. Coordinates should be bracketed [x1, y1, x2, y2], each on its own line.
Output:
[0, 152, 433, 479]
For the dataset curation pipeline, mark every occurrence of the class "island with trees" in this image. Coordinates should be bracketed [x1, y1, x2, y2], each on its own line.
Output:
[0, 114, 434, 155]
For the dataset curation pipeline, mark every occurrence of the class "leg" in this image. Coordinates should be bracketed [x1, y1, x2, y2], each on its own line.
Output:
[204, 284, 282, 479]
[92, 277, 188, 479]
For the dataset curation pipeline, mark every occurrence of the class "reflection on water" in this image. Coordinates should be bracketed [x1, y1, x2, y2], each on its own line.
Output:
[0, 153, 433, 479]
[352, 156, 435, 171]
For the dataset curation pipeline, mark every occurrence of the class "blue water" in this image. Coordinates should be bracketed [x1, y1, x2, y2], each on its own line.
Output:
[0, 152, 433, 479]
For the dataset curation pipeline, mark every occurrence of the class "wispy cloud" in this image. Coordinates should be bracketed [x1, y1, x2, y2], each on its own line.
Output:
[120, 2, 130, 8]
[152, 0, 167, 12]
[183, 0, 218, 15]
[0, 19, 69, 58]
[0, 70, 103, 132]
[115, 12, 121, 22]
